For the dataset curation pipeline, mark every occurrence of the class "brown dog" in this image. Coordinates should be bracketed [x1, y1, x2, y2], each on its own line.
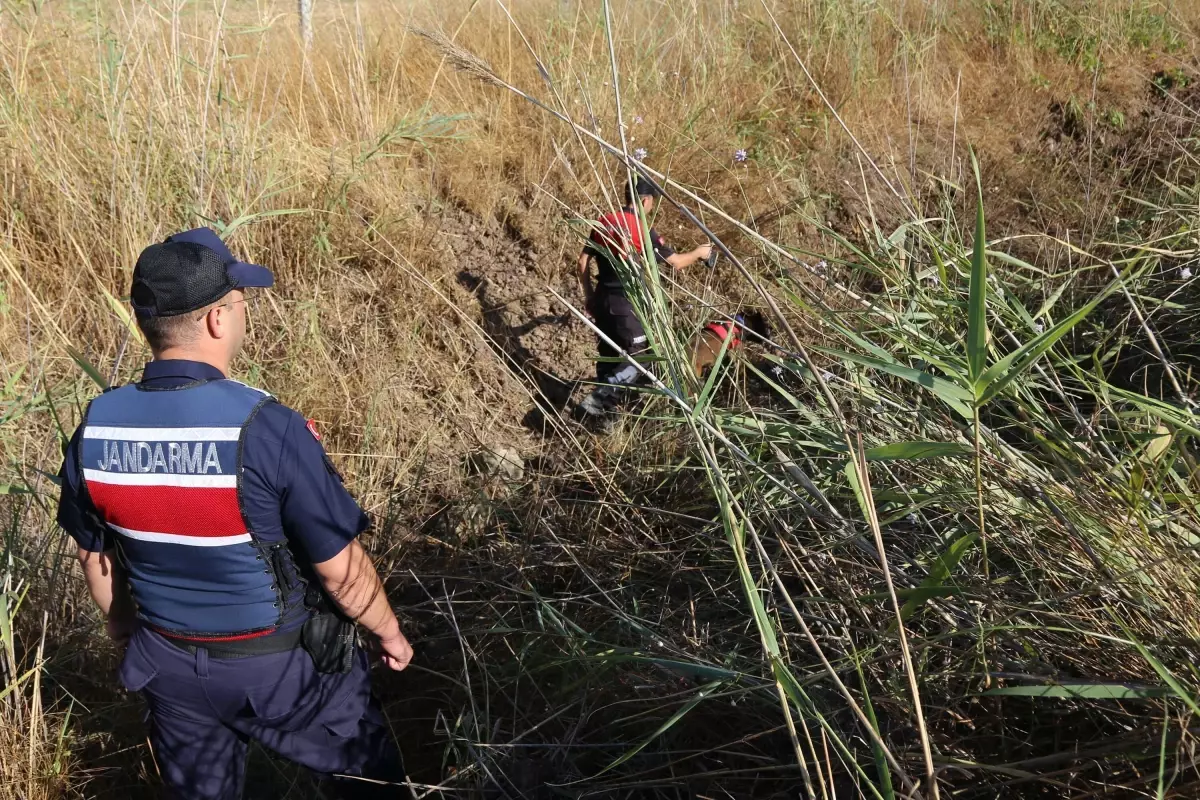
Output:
[690, 311, 770, 377]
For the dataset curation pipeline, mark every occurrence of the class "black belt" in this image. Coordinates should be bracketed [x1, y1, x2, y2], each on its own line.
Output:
[160, 626, 304, 660]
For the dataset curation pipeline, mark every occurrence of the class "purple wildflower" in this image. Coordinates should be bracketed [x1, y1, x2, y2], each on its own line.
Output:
[633, 147, 648, 160]
[1182, 266, 1194, 280]
[633, 115, 644, 125]
[734, 149, 748, 163]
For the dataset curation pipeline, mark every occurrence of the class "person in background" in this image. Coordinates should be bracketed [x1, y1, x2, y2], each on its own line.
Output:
[574, 176, 713, 428]
[56, 227, 413, 800]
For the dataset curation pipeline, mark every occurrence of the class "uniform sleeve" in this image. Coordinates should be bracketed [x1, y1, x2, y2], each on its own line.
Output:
[648, 228, 675, 263]
[56, 426, 111, 552]
[274, 408, 370, 563]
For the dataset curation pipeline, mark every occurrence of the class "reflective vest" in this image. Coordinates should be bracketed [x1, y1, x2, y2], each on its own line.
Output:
[591, 210, 646, 259]
[590, 210, 646, 287]
[79, 379, 296, 641]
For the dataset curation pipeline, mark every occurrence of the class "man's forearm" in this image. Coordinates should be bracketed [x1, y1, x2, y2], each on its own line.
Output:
[665, 244, 713, 271]
[666, 251, 699, 270]
[338, 571, 402, 641]
[80, 548, 123, 613]
[314, 540, 402, 641]
[79, 548, 136, 641]
[577, 252, 594, 303]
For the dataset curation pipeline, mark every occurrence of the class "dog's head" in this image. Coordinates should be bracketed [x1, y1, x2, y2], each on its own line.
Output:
[735, 310, 771, 341]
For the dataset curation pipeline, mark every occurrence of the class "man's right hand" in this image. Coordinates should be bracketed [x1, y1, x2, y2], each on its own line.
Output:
[378, 631, 413, 671]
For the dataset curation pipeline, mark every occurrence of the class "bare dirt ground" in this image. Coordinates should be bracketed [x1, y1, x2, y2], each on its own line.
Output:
[435, 199, 596, 430]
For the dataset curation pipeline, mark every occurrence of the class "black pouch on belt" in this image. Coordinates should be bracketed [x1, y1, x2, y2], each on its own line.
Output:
[301, 585, 356, 674]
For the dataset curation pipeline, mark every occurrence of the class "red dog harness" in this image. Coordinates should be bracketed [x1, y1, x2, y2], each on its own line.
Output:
[705, 321, 743, 350]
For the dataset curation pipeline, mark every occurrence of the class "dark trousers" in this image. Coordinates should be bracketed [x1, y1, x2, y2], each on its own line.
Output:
[592, 287, 648, 383]
[119, 627, 404, 800]
[578, 288, 650, 417]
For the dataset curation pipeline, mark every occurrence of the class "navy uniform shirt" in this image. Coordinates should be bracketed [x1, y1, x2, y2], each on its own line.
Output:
[57, 360, 368, 570]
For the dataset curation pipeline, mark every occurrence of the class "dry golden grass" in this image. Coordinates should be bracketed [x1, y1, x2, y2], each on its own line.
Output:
[2, 0, 1199, 797]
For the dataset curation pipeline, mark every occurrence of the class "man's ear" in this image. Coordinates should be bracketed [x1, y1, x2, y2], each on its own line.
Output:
[204, 305, 224, 340]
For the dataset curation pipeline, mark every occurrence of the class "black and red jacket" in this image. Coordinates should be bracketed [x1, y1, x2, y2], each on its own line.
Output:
[586, 208, 675, 289]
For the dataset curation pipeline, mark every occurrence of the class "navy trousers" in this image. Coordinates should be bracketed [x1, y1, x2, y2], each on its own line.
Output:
[119, 627, 404, 799]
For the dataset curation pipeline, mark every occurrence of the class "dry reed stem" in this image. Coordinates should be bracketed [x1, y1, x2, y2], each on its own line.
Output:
[855, 436, 939, 800]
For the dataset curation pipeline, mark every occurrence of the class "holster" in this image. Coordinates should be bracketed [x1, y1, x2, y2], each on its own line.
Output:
[301, 584, 356, 674]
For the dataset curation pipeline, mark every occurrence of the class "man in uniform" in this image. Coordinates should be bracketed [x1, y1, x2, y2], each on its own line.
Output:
[56, 228, 414, 799]
[574, 176, 712, 427]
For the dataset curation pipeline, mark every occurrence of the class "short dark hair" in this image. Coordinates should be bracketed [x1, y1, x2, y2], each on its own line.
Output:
[136, 310, 203, 352]
[624, 175, 662, 206]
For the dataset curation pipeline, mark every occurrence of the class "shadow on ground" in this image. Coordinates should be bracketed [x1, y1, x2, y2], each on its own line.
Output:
[455, 267, 583, 436]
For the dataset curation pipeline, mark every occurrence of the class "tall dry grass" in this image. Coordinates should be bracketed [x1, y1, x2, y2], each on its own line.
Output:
[2, 0, 1199, 797]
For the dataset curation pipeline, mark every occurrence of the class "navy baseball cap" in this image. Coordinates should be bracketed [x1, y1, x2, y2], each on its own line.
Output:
[131, 227, 274, 318]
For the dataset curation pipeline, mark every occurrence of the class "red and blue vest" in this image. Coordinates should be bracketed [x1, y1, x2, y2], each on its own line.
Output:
[79, 379, 297, 641]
